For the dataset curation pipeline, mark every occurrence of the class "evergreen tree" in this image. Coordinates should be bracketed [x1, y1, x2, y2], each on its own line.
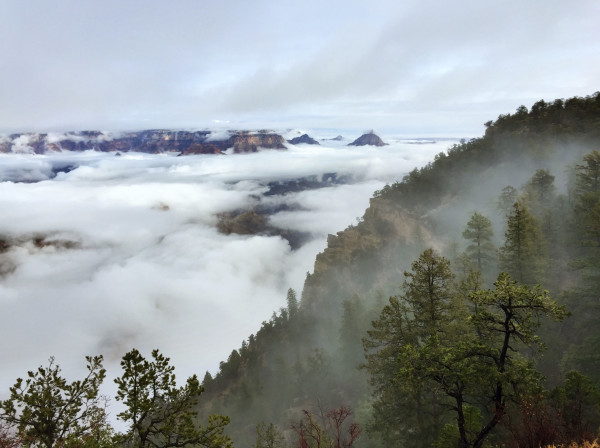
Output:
[549, 371, 600, 443]
[339, 296, 366, 370]
[403, 248, 462, 338]
[397, 273, 566, 448]
[0, 356, 107, 448]
[462, 212, 495, 273]
[252, 422, 286, 448]
[497, 186, 518, 217]
[575, 150, 600, 200]
[115, 349, 231, 448]
[499, 202, 547, 285]
[574, 150, 600, 247]
[363, 249, 462, 447]
[563, 151, 600, 381]
[286, 288, 299, 320]
[522, 169, 556, 210]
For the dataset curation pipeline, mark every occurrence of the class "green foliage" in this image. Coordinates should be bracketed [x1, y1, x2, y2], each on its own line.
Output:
[575, 150, 600, 199]
[432, 406, 490, 448]
[497, 186, 518, 217]
[403, 248, 463, 337]
[499, 202, 547, 285]
[575, 150, 600, 247]
[286, 288, 299, 320]
[114, 349, 231, 448]
[0, 356, 107, 448]
[192, 93, 600, 447]
[366, 248, 567, 448]
[462, 212, 495, 273]
[549, 371, 600, 443]
[363, 249, 461, 446]
[253, 422, 286, 448]
[522, 169, 556, 211]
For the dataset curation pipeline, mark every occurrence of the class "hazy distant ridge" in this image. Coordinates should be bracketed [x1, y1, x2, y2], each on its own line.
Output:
[0, 129, 287, 155]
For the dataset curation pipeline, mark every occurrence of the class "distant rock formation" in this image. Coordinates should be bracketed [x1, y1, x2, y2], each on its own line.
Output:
[0, 130, 287, 155]
[322, 135, 344, 142]
[216, 210, 311, 250]
[348, 131, 388, 147]
[230, 132, 286, 153]
[287, 134, 320, 145]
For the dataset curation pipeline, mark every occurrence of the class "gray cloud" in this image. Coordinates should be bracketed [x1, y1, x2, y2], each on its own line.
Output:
[0, 0, 597, 134]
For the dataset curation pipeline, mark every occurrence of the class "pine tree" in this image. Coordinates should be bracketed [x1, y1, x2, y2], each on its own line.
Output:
[253, 422, 286, 448]
[339, 296, 366, 370]
[286, 288, 299, 319]
[115, 349, 232, 448]
[574, 150, 600, 247]
[523, 169, 556, 209]
[363, 249, 462, 447]
[0, 356, 107, 448]
[497, 186, 518, 217]
[499, 202, 547, 285]
[462, 212, 495, 273]
[397, 273, 566, 448]
[403, 248, 462, 338]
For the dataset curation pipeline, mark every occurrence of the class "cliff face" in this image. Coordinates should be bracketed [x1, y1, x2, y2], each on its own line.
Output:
[313, 197, 435, 272]
[0, 130, 287, 155]
[230, 133, 286, 153]
[302, 196, 437, 316]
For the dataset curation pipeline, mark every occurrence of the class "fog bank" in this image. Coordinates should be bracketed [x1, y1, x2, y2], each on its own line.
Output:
[0, 138, 452, 399]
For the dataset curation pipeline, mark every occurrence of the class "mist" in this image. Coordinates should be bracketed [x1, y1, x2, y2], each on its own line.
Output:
[0, 136, 452, 400]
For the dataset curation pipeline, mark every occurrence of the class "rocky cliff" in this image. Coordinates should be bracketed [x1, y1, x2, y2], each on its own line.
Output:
[348, 131, 387, 146]
[0, 130, 287, 155]
[300, 195, 437, 321]
[287, 134, 320, 145]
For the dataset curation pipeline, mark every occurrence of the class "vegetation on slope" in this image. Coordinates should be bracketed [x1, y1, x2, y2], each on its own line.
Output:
[199, 92, 600, 447]
[3, 92, 600, 447]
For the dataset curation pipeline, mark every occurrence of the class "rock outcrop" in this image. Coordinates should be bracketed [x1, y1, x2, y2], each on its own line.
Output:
[0, 130, 287, 155]
[216, 210, 311, 249]
[348, 131, 388, 147]
[230, 132, 286, 153]
[287, 134, 320, 145]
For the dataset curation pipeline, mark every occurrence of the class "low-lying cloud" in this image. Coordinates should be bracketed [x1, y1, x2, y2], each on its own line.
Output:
[0, 137, 451, 406]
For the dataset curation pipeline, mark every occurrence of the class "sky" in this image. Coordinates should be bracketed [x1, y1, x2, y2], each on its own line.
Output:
[0, 0, 598, 136]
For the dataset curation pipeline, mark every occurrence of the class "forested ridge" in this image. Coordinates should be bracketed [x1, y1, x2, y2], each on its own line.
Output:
[2, 92, 600, 447]
[200, 92, 600, 447]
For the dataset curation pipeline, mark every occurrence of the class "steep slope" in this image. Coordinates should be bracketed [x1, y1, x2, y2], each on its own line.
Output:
[199, 92, 600, 447]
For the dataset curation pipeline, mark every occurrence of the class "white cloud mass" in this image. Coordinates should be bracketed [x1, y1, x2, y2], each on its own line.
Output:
[0, 0, 598, 418]
[0, 138, 449, 401]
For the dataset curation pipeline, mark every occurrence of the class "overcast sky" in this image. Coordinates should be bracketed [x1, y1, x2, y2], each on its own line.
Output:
[0, 0, 598, 136]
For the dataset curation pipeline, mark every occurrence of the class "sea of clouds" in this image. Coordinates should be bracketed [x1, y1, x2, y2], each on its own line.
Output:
[0, 135, 456, 413]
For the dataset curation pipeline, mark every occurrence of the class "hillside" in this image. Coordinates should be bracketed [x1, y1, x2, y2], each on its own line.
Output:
[199, 93, 600, 447]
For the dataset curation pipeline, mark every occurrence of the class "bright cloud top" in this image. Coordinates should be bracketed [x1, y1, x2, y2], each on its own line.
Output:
[0, 139, 449, 394]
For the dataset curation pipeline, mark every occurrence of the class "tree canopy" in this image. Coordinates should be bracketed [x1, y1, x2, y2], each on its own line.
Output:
[0, 356, 107, 448]
[115, 349, 231, 448]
